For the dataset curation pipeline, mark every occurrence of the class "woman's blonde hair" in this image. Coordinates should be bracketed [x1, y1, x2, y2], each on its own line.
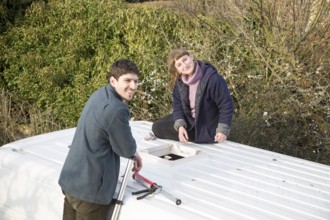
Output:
[167, 48, 190, 87]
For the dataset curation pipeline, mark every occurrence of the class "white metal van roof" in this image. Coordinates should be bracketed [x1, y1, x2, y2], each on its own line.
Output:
[0, 121, 329, 220]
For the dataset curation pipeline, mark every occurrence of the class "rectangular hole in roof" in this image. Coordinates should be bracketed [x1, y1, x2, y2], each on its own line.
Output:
[140, 144, 207, 165]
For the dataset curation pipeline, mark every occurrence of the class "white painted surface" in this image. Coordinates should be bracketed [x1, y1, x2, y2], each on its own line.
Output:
[0, 121, 329, 220]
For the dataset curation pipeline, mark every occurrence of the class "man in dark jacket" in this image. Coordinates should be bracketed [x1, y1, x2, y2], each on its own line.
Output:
[152, 48, 234, 143]
[59, 59, 143, 220]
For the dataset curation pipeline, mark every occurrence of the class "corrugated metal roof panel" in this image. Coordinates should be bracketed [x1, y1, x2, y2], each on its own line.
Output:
[0, 121, 329, 220]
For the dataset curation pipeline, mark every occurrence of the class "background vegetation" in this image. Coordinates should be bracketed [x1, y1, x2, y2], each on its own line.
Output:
[0, 0, 329, 165]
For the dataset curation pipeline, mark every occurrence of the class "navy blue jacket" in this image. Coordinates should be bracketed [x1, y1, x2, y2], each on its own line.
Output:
[172, 61, 234, 143]
[59, 84, 136, 204]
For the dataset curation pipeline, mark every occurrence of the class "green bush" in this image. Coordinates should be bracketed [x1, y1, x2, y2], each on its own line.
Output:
[0, 0, 329, 165]
[1, 0, 176, 125]
[173, 0, 329, 164]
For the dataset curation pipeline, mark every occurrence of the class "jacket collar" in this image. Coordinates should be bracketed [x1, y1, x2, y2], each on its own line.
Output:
[106, 83, 123, 101]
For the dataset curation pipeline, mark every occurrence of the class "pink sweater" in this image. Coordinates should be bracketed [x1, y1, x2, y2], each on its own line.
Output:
[182, 63, 202, 118]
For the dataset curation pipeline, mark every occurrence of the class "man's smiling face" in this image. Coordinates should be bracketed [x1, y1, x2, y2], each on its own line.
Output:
[109, 73, 139, 101]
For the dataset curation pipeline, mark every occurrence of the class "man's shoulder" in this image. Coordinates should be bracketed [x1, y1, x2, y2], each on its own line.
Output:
[105, 96, 129, 115]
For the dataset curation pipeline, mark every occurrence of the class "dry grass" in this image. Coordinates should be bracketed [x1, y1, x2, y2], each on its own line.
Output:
[169, 0, 330, 164]
[127, 0, 174, 8]
[0, 89, 62, 146]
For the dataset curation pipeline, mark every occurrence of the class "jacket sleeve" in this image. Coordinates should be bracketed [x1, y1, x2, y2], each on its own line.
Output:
[172, 82, 187, 130]
[210, 74, 234, 131]
[107, 107, 136, 158]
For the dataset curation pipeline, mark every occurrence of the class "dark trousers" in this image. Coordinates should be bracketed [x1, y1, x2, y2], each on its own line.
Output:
[62, 192, 115, 220]
[152, 114, 195, 142]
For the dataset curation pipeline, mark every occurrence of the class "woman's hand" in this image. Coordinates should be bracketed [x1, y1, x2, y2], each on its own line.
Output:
[178, 126, 189, 143]
[214, 132, 227, 143]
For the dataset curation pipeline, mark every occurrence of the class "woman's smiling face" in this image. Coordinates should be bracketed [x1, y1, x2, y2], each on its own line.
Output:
[174, 54, 195, 76]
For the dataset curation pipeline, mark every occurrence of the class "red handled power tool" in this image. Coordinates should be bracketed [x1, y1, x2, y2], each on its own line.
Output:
[132, 171, 182, 206]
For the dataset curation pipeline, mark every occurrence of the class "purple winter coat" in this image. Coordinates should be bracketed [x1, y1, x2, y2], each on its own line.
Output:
[172, 61, 234, 143]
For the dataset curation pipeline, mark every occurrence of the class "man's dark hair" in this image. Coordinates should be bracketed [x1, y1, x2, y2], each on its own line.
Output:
[107, 59, 140, 81]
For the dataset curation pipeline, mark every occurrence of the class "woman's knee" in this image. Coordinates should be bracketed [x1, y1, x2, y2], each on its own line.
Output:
[151, 120, 161, 137]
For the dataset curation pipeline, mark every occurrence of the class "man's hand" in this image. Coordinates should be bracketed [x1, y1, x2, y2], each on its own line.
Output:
[178, 126, 189, 143]
[132, 153, 142, 172]
[214, 132, 227, 143]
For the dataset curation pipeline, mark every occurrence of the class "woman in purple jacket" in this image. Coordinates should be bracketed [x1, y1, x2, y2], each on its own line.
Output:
[152, 48, 234, 143]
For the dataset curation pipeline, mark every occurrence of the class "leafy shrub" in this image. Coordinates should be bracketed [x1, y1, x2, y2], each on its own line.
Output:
[1, 0, 199, 125]
[0, 0, 329, 165]
[173, 0, 329, 164]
